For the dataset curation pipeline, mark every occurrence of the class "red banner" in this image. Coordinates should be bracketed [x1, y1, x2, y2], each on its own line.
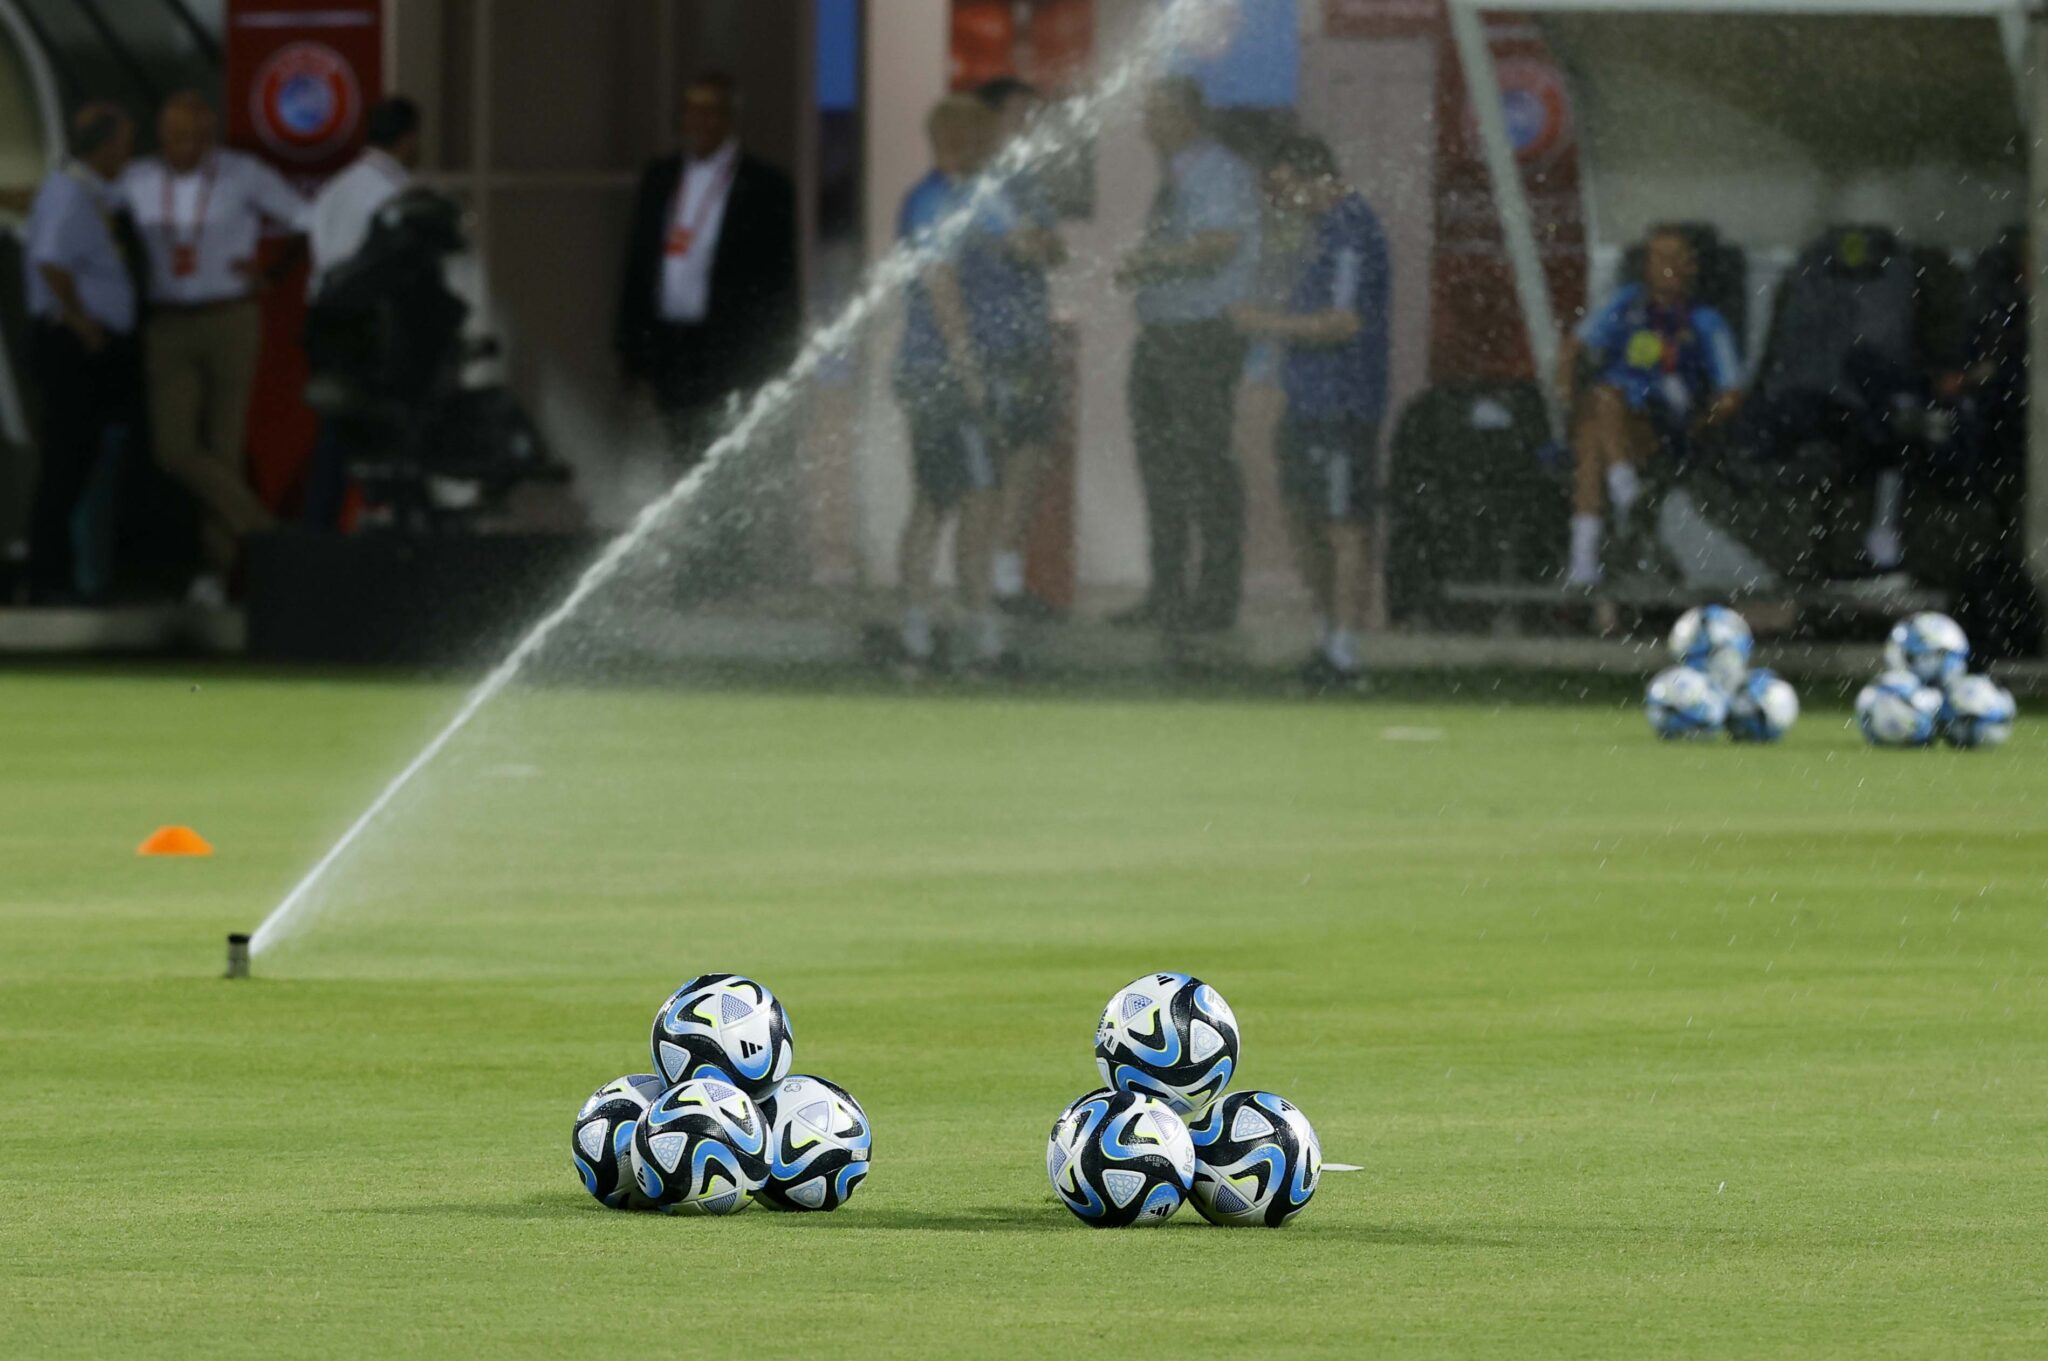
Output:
[1429, 15, 1586, 384]
[224, 0, 383, 511]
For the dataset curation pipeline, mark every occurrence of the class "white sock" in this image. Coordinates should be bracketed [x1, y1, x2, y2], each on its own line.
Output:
[1568, 513, 1604, 585]
[1325, 627, 1360, 673]
[992, 550, 1025, 599]
[901, 606, 933, 661]
[974, 609, 1005, 662]
[1606, 463, 1642, 520]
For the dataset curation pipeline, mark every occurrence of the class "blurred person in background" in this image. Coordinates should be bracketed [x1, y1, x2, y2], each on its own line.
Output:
[20, 102, 139, 604]
[1113, 77, 1260, 633]
[122, 90, 308, 607]
[303, 96, 423, 528]
[615, 73, 800, 463]
[1230, 136, 1390, 687]
[972, 76, 1068, 620]
[1558, 225, 1742, 589]
[891, 96, 1010, 673]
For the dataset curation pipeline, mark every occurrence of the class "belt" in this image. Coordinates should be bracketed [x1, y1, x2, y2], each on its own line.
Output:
[150, 296, 256, 315]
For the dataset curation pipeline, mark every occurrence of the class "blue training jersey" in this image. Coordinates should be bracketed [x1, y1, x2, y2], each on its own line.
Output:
[964, 171, 1056, 362]
[1282, 193, 1391, 425]
[1577, 283, 1741, 417]
[894, 169, 1031, 377]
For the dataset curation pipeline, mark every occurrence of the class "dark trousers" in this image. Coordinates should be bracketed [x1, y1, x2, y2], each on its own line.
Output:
[301, 421, 351, 530]
[28, 321, 137, 596]
[1128, 319, 1247, 625]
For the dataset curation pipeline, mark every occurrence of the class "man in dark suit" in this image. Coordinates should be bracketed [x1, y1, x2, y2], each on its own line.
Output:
[615, 73, 800, 463]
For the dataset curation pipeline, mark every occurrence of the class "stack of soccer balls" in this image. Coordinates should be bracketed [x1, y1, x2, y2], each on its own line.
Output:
[1046, 972, 1323, 1228]
[1855, 612, 2017, 750]
[1646, 604, 1801, 743]
[570, 974, 872, 1215]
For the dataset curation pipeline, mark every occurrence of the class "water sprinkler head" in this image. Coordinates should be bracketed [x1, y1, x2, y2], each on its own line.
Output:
[225, 933, 251, 980]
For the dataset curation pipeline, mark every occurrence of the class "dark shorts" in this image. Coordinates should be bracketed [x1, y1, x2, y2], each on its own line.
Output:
[986, 352, 1059, 449]
[1279, 415, 1380, 523]
[897, 373, 1002, 510]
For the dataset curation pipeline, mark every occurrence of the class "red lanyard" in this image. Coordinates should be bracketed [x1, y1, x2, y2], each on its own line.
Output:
[162, 155, 218, 277]
[666, 156, 737, 257]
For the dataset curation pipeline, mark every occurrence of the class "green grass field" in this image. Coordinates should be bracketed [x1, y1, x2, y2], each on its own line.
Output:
[1, 671, 2043, 1357]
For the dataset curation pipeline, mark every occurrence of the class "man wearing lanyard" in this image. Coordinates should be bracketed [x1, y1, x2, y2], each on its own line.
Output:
[20, 103, 139, 604]
[615, 74, 799, 464]
[303, 97, 422, 528]
[121, 90, 309, 607]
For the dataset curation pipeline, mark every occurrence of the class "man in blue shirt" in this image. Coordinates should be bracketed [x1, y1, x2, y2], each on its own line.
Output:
[1231, 136, 1389, 683]
[1559, 226, 1743, 587]
[973, 77, 1068, 616]
[892, 95, 1009, 671]
[1114, 77, 1260, 632]
[21, 102, 139, 604]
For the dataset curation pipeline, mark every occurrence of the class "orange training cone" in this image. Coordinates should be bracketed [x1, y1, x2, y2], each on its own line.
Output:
[138, 826, 214, 857]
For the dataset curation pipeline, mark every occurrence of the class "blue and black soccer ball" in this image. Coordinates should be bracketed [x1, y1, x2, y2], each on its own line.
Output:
[1646, 665, 1728, 740]
[1884, 612, 1970, 687]
[630, 1076, 770, 1215]
[1726, 669, 1800, 744]
[1187, 1090, 1323, 1228]
[1046, 1088, 1196, 1227]
[755, 1074, 873, 1212]
[1094, 972, 1239, 1114]
[1940, 674, 2016, 750]
[570, 1072, 664, 1209]
[650, 973, 795, 1098]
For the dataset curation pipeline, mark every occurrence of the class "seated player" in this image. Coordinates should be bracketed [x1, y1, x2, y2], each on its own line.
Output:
[1230, 136, 1389, 684]
[892, 96, 1008, 672]
[1560, 227, 1743, 587]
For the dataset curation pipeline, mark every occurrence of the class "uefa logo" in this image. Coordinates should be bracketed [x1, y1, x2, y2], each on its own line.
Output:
[250, 40, 362, 163]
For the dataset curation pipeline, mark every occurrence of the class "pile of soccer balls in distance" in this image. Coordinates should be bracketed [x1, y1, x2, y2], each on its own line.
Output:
[1047, 972, 1324, 1228]
[570, 974, 872, 1215]
[1645, 604, 1799, 742]
[1854, 612, 2017, 750]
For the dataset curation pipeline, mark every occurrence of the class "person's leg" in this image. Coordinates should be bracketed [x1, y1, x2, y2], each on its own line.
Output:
[1567, 385, 1651, 585]
[1124, 327, 1188, 620]
[956, 485, 1005, 663]
[152, 307, 275, 579]
[897, 496, 944, 661]
[993, 441, 1047, 600]
[25, 327, 101, 597]
[1185, 323, 1248, 628]
[1327, 521, 1369, 673]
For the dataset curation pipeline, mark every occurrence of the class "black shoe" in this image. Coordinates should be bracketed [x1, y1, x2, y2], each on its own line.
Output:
[1108, 598, 1177, 629]
[997, 591, 1062, 622]
[1298, 652, 1366, 694]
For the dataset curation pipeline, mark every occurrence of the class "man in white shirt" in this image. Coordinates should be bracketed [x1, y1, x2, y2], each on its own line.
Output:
[302, 97, 421, 528]
[21, 102, 139, 603]
[121, 89, 308, 605]
[615, 74, 799, 465]
[308, 97, 419, 295]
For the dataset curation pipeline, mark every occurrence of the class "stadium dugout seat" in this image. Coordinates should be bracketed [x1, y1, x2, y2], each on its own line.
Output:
[1687, 224, 1961, 581]
[1385, 381, 1562, 625]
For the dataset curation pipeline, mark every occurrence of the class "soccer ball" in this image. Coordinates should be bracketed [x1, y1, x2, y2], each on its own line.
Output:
[1094, 972, 1239, 1115]
[651, 974, 794, 1098]
[1645, 665, 1728, 740]
[1726, 669, 1800, 744]
[1884, 612, 1970, 687]
[630, 1076, 770, 1215]
[1670, 604, 1753, 692]
[1855, 670, 1943, 747]
[755, 1075, 873, 1211]
[1186, 1091, 1324, 1228]
[570, 1073, 664, 1209]
[1940, 675, 2016, 750]
[1046, 1088, 1196, 1227]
